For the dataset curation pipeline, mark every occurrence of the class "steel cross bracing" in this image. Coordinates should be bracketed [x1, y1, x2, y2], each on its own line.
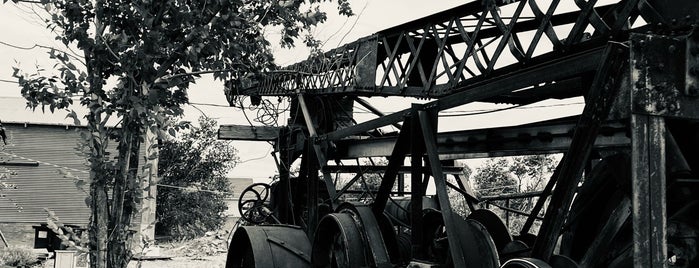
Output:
[222, 1, 699, 267]
[233, 0, 662, 100]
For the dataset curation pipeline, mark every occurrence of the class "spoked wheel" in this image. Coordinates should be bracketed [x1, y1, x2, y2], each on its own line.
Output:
[238, 183, 274, 224]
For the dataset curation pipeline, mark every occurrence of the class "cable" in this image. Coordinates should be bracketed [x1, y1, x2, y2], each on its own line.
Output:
[439, 103, 526, 117]
[156, 183, 232, 195]
[238, 145, 273, 164]
[336, 2, 368, 47]
[188, 102, 233, 108]
[0, 79, 18, 84]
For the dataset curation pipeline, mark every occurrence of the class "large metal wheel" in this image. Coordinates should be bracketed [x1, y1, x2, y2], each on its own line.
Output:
[226, 225, 312, 268]
[312, 213, 369, 268]
[560, 154, 631, 267]
[421, 209, 500, 268]
[501, 258, 552, 268]
[467, 209, 513, 252]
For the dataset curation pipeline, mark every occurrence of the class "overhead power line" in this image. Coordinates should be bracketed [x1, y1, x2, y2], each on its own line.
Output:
[0, 79, 18, 84]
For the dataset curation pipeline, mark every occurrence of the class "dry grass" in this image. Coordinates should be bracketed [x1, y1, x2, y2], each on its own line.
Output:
[128, 231, 230, 268]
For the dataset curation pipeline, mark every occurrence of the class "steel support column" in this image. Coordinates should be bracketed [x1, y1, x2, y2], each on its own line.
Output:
[410, 107, 426, 259]
[418, 109, 467, 267]
[531, 43, 628, 261]
[372, 117, 412, 215]
[630, 115, 667, 267]
[297, 94, 338, 207]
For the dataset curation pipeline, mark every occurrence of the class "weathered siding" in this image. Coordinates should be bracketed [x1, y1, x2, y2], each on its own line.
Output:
[0, 123, 91, 225]
[0, 223, 35, 249]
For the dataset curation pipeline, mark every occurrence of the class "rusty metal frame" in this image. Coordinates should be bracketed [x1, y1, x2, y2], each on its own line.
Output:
[233, 0, 653, 99]
[223, 0, 699, 266]
[531, 42, 629, 261]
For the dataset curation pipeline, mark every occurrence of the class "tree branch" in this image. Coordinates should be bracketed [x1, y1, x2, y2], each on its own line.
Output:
[158, 66, 249, 82]
[0, 41, 86, 66]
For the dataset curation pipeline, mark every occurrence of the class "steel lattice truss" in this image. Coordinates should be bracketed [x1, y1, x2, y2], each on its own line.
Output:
[236, 0, 659, 99]
[223, 0, 699, 267]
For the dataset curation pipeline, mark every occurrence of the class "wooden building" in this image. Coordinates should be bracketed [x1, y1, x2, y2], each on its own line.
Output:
[0, 121, 92, 250]
[0, 97, 151, 252]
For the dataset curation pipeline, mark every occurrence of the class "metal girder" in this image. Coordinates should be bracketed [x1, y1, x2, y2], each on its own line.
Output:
[323, 47, 604, 141]
[418, 109, 468, 267]
[371, 118, 411, 215]
[631, 115, 667, 268]
[322, 165, 465, 175]
[333, 116, 629, 159]
[297, 95, 338, 207]
[232, 0, 657, 100]
[418, 109, 502, 267]
[630, 30, 699, 120]
[531, 43, 629, 261]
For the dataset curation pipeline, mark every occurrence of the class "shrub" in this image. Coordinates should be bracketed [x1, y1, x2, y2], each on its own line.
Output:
[0, 246, 37, 267]
[155, 117, 237, 239]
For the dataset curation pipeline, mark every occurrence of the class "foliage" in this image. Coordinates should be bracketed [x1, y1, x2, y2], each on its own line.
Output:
[448, 160, 473, 217]
[45, 209, 89, 253]
[0, 246, 37, 267]
[472, 158, 518, 196]
[472, 155, 557, 234]
[6, 0, 352, 267]
[156, 117, 238, 239]
[337, 158, 388, 202]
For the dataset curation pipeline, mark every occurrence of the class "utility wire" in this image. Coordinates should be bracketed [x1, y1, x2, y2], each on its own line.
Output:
[336, 2, 368, 47]
[0, 79, 18, 84]
[0, 147, 237, 195]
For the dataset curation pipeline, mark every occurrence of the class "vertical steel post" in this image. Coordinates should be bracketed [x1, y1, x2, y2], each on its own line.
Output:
[630, 115, 667, 267]
[297, 94, 338, 207]
[410, 108, 425, 258]
[418, 108, 468, 267]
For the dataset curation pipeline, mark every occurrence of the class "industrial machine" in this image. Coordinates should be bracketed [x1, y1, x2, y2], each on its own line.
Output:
[220, 0, 699, 267]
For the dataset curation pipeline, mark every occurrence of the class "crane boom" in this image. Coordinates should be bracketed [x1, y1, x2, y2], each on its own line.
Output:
[231, 0, 664, 102]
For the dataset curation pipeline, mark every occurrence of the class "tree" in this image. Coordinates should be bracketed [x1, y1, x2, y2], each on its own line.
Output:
[509, 155, 555, 193]
[472, 158, 518, 196]
[156, 117, 237, 239]
[472, 155, 557, 233]
[7, 1, 352, 267]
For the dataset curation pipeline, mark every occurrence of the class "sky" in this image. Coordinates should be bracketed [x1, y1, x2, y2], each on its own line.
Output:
[0, 1, 583, 180]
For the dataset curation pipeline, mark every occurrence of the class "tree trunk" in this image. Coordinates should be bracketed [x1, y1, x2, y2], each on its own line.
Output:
[87, 107, 109, 268]
[85, 49, 109, 267]
[89, 172, 109, 268]
[108, 114, 142, 268]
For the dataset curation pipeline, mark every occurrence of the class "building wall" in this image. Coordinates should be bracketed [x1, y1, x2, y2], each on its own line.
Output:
[0, 123, 91, 226]
[0, 122, 147, 252]
[0, 223, 34, 249]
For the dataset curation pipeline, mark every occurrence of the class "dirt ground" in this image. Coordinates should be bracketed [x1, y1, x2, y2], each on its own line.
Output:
[127, 253, 227, 268]
[37, 253, 227, 268]
[35, 230, 233, 268]
[126, 231, 231, 268]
